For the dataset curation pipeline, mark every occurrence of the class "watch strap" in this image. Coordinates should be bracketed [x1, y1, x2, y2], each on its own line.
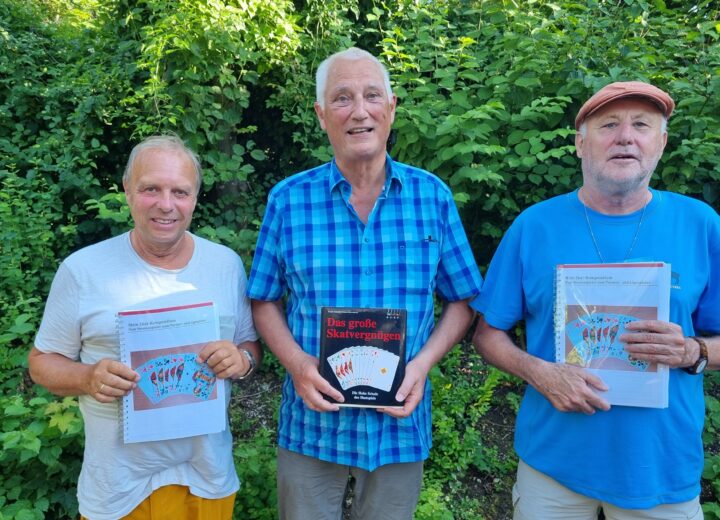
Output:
[683, 336, 708, 375]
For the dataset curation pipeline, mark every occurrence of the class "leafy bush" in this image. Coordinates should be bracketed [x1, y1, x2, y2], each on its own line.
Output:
[0, 393, 83, 519]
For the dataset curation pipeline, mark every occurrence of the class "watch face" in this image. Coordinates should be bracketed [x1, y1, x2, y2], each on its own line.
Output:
[696, 359, 708, 374]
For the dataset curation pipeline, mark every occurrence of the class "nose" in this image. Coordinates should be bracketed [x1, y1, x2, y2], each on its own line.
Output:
[614, 120, 635, 145]
[157, 190, 173, 211]
[351, 98, 369, 120]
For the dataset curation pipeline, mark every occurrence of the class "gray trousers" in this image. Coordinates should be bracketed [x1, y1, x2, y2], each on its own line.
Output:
[277, 447, 424, 520]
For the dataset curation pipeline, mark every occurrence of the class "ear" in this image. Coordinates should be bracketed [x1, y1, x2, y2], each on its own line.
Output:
[575, 131, 584, 158]
[314, 101, 327, 131]
[389, 94, 397, 125]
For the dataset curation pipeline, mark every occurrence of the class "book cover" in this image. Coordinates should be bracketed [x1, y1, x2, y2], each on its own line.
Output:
[117, 302, 226, 443]
[319, 307, 407, 408]
[554, 262, 671, 408]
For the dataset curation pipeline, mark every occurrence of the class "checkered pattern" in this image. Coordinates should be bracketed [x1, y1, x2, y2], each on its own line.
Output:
[248, 156, 482, 471]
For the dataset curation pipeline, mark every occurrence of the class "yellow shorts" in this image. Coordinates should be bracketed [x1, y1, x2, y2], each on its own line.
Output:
[80, 485, 236, 520]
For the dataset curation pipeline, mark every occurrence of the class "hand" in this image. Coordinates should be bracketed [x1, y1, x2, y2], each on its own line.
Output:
[380, 359, 429, 418]
[286, 350, 344, 412]
[198, 340, 250, 379]
[621, 320, 692, 368]
[88, 358, 139, 403]
[530, 361, 610, 414]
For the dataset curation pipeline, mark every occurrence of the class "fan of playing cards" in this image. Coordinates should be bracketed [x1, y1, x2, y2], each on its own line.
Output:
[327, 346, 400, 392]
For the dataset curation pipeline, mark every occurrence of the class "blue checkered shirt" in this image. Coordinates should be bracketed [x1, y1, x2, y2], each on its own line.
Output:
[248, 156, 482, 470]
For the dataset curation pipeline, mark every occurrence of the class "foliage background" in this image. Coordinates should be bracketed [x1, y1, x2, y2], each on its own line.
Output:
[1, 0, 719, 518]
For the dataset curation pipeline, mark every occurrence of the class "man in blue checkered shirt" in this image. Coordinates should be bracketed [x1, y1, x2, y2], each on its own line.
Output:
[247, 47, 482, 520]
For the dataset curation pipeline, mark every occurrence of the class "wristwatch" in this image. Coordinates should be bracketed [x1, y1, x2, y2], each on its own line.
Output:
[236, 348, 257, 380]
[684, 337, 708, 375]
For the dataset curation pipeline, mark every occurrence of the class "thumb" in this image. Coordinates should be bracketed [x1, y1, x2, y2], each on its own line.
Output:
[395, 376, 416, 402]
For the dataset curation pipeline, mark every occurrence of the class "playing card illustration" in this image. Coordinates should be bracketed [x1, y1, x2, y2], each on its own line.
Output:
[565, 310, 652, 371]
[326, 346, 400, 391]
[134, 352, 217, 407]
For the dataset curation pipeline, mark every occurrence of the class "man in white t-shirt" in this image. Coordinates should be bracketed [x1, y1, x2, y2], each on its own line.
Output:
[29, 135, 261, 520]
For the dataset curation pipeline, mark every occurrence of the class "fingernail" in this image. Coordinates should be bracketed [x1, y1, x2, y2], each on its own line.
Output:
[396, 393, 405, 401]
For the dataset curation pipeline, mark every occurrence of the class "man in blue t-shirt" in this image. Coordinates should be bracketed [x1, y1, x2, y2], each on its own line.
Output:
[472, 81, 719, 519]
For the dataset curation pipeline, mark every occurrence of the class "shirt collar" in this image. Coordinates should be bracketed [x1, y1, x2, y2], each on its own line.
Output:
[328, 153, 404, 194]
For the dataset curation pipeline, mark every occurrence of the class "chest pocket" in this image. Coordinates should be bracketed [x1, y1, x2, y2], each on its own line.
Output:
[395, 239, 440, 294]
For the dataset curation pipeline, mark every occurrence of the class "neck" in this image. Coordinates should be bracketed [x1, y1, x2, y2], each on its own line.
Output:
[130, 231, 194, 269]
[579, 186, 651, 215]
[336, 155, 387, 191]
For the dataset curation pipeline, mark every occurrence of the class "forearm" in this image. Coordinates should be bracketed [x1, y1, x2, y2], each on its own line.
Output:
[412, 299, 475, 372]
[250, 299, 306, 369]
[472, 316, 545, 385]
[28, 347, 94, 396]
[703, 335, 720, 371]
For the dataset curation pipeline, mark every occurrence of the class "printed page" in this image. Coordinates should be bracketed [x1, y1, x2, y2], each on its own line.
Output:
[555, 263, 671, 408]
[118, 302, 226, 442]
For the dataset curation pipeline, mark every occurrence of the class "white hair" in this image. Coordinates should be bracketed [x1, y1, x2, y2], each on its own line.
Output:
[315, 47, 393, 109]
[123, 135, 202, 194]
[578, 116, 667, 137]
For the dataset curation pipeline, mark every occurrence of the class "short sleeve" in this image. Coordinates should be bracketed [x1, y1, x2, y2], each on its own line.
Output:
[470, 218, 526, 331]
[247, 189, 286, 301]
[34, 262, 82, 359]
[233, 258, 259, 344]
[435, 189, 483, 302]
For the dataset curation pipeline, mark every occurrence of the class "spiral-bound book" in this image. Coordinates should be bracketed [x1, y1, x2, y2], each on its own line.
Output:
[117, 302, 226, 443]
[319, 307, 407, 408]
[554, 262, 671, 408]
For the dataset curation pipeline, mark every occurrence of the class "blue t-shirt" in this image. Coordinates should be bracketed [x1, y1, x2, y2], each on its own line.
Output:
[472, 189, 720, 508]
[248, 156, 482, 471]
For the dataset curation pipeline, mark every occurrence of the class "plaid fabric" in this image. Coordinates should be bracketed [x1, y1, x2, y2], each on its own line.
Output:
[248, 156, 482, 471]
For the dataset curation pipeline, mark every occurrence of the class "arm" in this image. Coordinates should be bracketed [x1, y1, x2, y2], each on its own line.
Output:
[251, 299, 344, 411]
[472, 315, 610, 414]
[621, 320, 720, 370]
[198, 339, 262, 380]
[383, 299, 475, 418]
[28, 347, 139, 404]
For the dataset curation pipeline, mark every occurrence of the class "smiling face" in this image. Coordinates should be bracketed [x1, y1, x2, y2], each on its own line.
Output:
[576, 98, 667, 197]
[123, 147, 198, 255]
[314, 57, 396, 171]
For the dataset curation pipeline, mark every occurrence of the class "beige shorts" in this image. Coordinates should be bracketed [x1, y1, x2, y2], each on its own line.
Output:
[513, 459, 703, 520]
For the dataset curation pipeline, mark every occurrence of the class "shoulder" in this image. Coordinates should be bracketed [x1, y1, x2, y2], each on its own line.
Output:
[659, 191, 718, 218]
[191, 234, 244, 267]
[267, 163, 331, 201]
[512, 192, 572, 227]
[63, 233, 128, 268]
[391, 160, 456, 204]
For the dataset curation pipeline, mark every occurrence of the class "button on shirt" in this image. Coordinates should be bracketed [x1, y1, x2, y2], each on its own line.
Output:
[248, 155, 482, 470]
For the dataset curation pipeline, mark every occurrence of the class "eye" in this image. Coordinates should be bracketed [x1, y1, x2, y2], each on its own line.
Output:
[602, 122, 618, 129]
[173, 189, 190, 198]
[333, 94, 351, 105]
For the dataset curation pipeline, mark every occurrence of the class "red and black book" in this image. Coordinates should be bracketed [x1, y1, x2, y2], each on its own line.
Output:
[319, 307, 407, 408]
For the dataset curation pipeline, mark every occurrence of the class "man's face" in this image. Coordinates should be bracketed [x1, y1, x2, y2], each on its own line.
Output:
[124, 148, 198, 252]
[576, 98, 667, 196]
[314, 58, 396, 169]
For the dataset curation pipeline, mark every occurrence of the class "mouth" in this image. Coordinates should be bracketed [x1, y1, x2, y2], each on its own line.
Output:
[609, 153, 638, 161]
[152, 218, 177, 225]
[347, 127, 373, 135]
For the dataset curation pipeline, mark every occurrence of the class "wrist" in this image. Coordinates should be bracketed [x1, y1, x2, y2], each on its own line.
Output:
[684, 337, 708, 375]
[236, 348, 257, 380]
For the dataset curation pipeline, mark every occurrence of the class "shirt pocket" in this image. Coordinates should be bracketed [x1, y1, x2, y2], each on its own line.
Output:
[396, 239, 440, 295]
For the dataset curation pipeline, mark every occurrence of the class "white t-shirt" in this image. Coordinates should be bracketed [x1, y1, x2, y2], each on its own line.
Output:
[35, 232, 257, 519]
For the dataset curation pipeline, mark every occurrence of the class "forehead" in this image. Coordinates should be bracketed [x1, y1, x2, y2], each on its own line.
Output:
[131, 148, 197, 187]
[588, 97, 664, 121]
[325, 58, 386, 92]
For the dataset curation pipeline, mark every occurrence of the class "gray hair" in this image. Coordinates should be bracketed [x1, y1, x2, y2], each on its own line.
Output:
[123, 135, 203, 194]
[315, 47, 393, 109]
[578, 116, 667, 137]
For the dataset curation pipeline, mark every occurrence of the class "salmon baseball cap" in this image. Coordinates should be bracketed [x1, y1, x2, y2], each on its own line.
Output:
[575, 81, 675, 130]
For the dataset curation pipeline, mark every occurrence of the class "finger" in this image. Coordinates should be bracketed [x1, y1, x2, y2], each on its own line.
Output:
[583, 371, 608, 392]
[197, 342, 224, 363]
[106, 360, 140, 382]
